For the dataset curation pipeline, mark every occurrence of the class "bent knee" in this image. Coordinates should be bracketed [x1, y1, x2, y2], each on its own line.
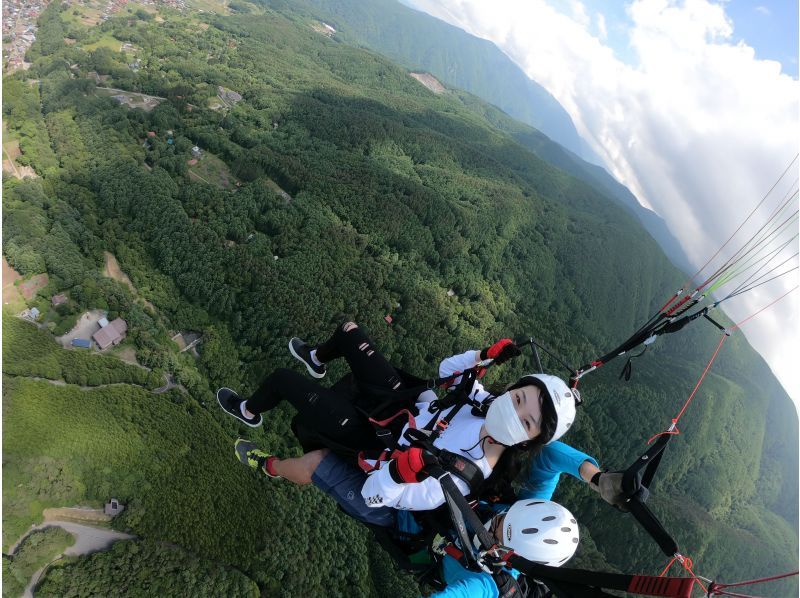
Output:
[341, 321, 359, 333]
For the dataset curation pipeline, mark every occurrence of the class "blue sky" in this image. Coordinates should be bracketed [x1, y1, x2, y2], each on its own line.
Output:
[546, 0, 798, 78]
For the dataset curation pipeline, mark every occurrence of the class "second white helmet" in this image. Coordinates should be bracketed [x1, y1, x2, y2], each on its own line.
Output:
[500, 499, 579, 566]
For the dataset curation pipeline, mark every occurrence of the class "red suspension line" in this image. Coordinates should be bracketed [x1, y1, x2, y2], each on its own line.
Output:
[710, 570, 799, 592]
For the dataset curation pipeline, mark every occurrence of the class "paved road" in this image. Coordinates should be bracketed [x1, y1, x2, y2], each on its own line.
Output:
[18, 521, 135, 598]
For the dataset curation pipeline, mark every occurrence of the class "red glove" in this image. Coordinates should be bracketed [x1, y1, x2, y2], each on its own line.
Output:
[388, 447, 437, 484]
[481, 338, 521, 364]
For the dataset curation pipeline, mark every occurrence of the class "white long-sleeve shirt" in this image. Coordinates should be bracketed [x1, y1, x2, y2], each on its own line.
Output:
[360, 350, 496, 511]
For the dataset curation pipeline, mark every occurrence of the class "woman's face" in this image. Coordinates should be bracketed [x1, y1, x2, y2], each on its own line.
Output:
[509, 384, 544, 440]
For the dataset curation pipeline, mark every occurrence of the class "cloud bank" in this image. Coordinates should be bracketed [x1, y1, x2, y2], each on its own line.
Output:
[408, 0, 799, 401]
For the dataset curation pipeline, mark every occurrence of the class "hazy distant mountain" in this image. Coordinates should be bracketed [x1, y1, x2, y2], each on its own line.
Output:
[302, 0, 591, 159]
[300, 0, 695, 275]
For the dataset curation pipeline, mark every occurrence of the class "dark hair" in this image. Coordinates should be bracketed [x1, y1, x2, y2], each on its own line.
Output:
[478, 378, 559, 501]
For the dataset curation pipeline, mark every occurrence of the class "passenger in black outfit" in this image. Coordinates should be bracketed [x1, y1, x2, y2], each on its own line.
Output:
[217, 321, 414, 455]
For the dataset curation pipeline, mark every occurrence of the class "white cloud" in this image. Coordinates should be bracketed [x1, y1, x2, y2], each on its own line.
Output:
[570, 0, 590, 26]
[596, 12, 607, 40]
[407, 0, 800, 403]
[755, 5, 771, 16]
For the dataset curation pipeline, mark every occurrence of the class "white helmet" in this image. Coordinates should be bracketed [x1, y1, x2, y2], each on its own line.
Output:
[500, 499, 579, 566]
[515, 374, 577, 444]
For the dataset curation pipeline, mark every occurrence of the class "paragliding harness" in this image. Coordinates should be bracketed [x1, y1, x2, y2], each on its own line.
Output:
[290, 361, 490, 494]
[514, 336, 681, 559]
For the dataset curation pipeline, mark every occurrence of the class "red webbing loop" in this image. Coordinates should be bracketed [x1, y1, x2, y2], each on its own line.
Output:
[659, 555, 708, 594]
[647, 334, 727, 445]
[368, 409, 416, 430]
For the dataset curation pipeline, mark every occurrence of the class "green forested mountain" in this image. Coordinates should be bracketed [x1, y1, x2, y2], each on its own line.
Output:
[294, 0, 696, 274]
[2, 0, 797, 596]
[299, 0, 590, 161]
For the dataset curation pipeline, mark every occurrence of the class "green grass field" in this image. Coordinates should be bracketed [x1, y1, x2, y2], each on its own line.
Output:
[189, 153, 237, 189]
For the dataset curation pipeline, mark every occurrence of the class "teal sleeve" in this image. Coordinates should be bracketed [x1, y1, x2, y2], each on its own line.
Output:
[518, 441, 599, 500]
[427, 555, 498, 598]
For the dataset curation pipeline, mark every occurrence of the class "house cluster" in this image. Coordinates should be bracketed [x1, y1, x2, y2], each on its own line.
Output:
[2, 0, 46, 72]
[71, 315, 128, 351]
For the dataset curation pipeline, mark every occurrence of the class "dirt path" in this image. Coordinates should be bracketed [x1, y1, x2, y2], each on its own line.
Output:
[188, 169, 214, 185]
[14, 373, 183, 396]
[3, 142, 21, 178]
[25, 376, 133, 391]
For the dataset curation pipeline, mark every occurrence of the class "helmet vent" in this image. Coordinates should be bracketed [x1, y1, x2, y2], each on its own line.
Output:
[543, 539, 559, 545]
[560, 527, 571, 532]
[522, 528, 539, 534]
[527, 501, 544, 506]
[572, 537, 579, 543]
[570, 518, 577, 524]
[542, 516, 556, 521]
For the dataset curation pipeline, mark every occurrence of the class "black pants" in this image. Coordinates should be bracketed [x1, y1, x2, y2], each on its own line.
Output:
[245, 322, 405, 452]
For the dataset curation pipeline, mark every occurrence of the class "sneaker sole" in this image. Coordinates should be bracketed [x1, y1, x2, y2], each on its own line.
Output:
[288, 339, 325, 379]
[235, 439, 281, 479]
[216, 388, 263, 428]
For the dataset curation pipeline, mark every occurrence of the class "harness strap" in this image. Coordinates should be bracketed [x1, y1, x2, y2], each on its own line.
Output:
[357, 448, 401, 473]
[368, 409, 417, 431]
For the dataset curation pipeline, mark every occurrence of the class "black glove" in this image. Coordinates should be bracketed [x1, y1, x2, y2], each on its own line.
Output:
[481, 339, 522, 365]
[589, 471, 630, 512]
[494, 570, 524, 598]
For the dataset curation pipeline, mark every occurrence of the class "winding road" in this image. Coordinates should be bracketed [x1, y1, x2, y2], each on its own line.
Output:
[14, 521, 135, 598]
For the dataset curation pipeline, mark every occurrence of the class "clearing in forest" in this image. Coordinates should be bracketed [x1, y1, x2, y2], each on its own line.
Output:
[3, 258, 26, 311]
[187, 0, 232, 15]
[264, 177, 292, 201]
[409, 72, 446, 94]
[187, 152, 238, 189]
[18, 274, 49, 301]
[112, 346, 142, 366]
[102, 252, 156, 311]
[2, 123, 38, 179]
[95, 87, 165, 112]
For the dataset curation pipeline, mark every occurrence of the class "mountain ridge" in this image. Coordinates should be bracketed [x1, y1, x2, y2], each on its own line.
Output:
[1, 1, 796, 595]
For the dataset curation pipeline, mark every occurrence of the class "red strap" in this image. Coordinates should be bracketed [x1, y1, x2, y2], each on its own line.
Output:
[368, 408, 417, 431]
[627, 575, 695, 598]
[659, 555, 707, 595]
[443, 543, 464, 561]
[439, 370, 462, 388]
[357, 449, 391, 473]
